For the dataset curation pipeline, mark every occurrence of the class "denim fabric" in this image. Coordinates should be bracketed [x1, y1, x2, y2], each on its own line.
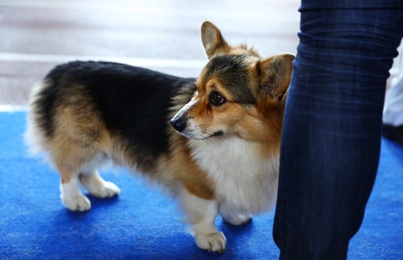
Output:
[273, 1, 403, 259]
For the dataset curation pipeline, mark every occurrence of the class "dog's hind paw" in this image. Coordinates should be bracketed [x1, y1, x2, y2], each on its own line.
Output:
[89, 181, 121, 198]
[79, 173, 121, 199]
[223, 214, 252, 226]
[62, 194, 91, 212]
[195, 232, 227, 253]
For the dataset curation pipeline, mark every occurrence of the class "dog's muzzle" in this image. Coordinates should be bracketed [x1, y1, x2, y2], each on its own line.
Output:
[170, 116, 187, 133]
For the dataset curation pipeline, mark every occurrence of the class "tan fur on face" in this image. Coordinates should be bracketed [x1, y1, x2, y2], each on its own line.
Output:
[178, 47, 293, 153]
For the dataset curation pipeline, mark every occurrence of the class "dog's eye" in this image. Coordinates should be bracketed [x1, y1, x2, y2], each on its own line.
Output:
[209, 91, 226, 106]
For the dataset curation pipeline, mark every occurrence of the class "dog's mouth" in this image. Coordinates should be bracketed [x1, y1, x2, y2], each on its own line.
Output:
[181, 130, 224, 140]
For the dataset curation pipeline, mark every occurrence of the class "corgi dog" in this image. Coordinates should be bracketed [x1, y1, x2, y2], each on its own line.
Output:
[25, 21, 294, 253]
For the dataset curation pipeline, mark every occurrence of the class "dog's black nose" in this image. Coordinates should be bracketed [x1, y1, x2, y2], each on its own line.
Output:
[170, 117, 187, 132]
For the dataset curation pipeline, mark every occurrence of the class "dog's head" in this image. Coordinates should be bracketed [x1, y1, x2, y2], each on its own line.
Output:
[171, 21, 294, 143]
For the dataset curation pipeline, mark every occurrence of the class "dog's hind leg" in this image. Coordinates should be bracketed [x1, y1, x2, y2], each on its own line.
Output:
[58, 167, 91, 212]
[77, 152, 120, 198]
[79, 170, 120, 198]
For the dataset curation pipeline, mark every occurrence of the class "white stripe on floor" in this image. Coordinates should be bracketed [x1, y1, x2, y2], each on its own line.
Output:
[0, 105, 27, 112]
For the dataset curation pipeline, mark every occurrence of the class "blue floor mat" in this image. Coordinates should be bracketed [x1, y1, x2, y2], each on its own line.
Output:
[0, 112, 402, 259]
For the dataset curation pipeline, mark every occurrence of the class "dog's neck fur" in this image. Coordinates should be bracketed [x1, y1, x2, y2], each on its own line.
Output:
[188, 137, 279, 216]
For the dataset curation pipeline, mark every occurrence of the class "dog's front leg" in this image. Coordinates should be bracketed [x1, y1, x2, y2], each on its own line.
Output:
[179, 188, 226, 253]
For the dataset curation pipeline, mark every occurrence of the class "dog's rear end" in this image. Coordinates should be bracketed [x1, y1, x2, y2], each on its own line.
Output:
[26, 62, 196, 210]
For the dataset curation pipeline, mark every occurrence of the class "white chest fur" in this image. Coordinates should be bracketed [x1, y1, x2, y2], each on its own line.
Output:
[189, 138, 279, 216]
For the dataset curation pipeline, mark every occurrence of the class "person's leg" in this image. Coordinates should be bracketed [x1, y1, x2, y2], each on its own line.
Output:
[273, 1, 403, 259]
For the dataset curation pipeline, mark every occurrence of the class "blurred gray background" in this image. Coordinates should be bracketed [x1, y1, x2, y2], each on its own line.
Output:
[0, 0, 300, 108]
[1, 0, 402, 111]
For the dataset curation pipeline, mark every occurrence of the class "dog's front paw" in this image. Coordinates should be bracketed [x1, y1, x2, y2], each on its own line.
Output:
[62, 194, 91, 212]
[195, 232, 227, 253]
[89, 181, 121, 198]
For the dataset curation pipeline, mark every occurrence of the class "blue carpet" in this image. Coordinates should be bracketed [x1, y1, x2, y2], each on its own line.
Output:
[0, 112, 402, 259]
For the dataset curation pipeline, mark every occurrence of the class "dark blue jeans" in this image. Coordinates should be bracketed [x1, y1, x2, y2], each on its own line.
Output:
[273, 1, 403, 259]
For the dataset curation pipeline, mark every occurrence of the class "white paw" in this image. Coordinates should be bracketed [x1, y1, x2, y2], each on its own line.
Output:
[195, 232, 227, 253]
[62, 194, 91, 212]
[89, 181, 121, 198]
[223, 214, 252, 226]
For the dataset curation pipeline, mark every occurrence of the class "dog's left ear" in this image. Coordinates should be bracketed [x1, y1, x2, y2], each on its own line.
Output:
[257, 53, 295, 102]
[201, 21, 229, 59]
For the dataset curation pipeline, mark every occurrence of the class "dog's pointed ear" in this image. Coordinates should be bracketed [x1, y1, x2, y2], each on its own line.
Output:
[201, 21, 229, 59]
[257, 53, 295, 102]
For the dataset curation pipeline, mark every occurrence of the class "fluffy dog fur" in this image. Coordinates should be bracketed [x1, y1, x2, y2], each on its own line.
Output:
[25, 21, 294, 253]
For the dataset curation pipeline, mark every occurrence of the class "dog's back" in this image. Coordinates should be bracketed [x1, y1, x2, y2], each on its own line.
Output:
[27, 61, 196, 170]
